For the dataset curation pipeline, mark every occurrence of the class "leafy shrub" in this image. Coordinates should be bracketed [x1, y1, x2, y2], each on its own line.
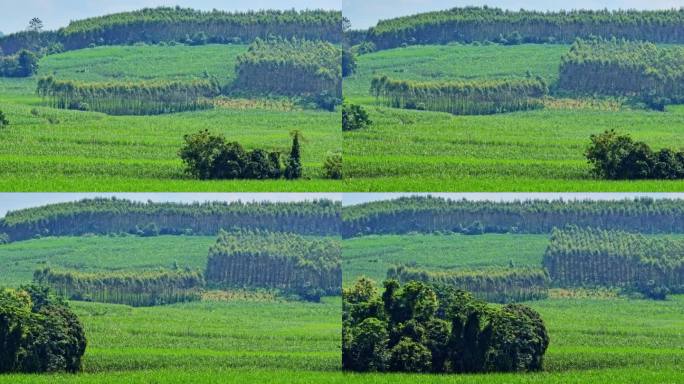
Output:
[343, 278, 549, 373]
[586, 129, 684, 179]
[0, 285, 86, 373]
[0, 50, 39, 77]
[0, 233, 9, 244]
[323, 152, 343, 179]
[284, 131, 303, 180]
[342, 47, 357, 77]
[342, 103, 371, 131]
[0, 109, 8, 128]
[179, 130, 287, 180]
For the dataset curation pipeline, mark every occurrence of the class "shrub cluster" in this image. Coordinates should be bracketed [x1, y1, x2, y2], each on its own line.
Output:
[586, 130, 684, 180]
[0, 50, 39, 77]
[0, 285, 86, 373]
[0, 109, 8, 128]
[343, 278, 549, 373]
[179, 130, 303, 180]
[342, 103, 371, 131]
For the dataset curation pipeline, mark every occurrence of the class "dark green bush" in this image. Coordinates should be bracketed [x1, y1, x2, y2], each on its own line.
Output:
[0, 110, 8, 128]
[0, 285, 86, 373]
[342, 103, 371, 131]
[323, 152, 343, 179]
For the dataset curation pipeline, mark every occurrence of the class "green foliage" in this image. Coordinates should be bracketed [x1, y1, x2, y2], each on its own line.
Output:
[0, 110, 7, 128]
[0, 50, 39, 77]
[365, 7, 684, 50]
[586, 130, 684, 180]
[387, 265, 550, 303]
[342, 103, 371, 131]
[284, 131, 303, 180]
[0, 197, 341, 242]
[37, 76, 219, 115]
[0, 285, 86, 373]
[234, 38, 342, 101]
[342, 196, 684, 237]
[323, 152, 343, 180]
[34, 268, 204, 307]
[371, 75, 547, 115]
[205, 229, 341, 298]
[342, 47, 357, 77]
[559, 38, 684, 105]
[543, 226, 684, 295]
[343, 279, 549, 373]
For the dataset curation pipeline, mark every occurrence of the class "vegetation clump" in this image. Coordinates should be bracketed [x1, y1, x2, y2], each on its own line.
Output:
[0, 49, 39, 77]
[371, 76, 547, 115]
[342, 103, 371, 131]
[323, 152, 343, 180]
[0, 109, 8, 128]
[0, 285, 86, 373]
[205, 229, 341, 301]
[586, 130, 684, 180]
[387, 265, 550, 303]
[343, 278, 549, 373]
[34, 268, 205, 307]
[543, 226, 684, 298]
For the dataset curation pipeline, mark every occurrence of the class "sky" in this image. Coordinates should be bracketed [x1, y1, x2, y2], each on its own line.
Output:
[0, 193, 342, 218]
[0, 0, 340, 34]
[342, 193, 684, 206]
[343, 0, 684, 29]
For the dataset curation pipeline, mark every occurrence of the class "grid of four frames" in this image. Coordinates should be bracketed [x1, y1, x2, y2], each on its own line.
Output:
[0, 1, 683, 383]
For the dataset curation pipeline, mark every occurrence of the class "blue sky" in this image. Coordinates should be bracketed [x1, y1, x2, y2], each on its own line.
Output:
[0, 0, 340, 34]
[344, 0, 683, 29]
[0, 193, 342, 218]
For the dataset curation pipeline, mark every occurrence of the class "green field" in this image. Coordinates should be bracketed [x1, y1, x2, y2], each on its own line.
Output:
[0, 44, 341, 191]
[343, 43, 684, 191]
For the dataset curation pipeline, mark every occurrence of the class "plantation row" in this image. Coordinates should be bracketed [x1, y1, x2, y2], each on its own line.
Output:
[206, 229, 341, 298]
[33, 268, 205, 307]
[543, 226, 684, 293]
[354, 6, 684, 50]
[342, 196, 684, 237]
[370, 76, 547, 115]
[0, 198, 341, 242]
[559, 38, 684, 104]
[36, 76, 220, 115]
[235, 38, 342, 99]
[0, 8, 343, 55]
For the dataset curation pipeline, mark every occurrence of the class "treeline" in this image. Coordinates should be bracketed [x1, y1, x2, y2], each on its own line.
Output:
[36, 76, 220, 115]
[34, 268, 204, 307]
[342, 196, 684, 237]
[343, 278, 549, 373]
[387, 265, 549, 303]
[371, 76, 547, 115]
[205, 229, 341, 300]
[234, 38, 342, 99]
[0, 285, 86, 373]
[358, 7, 684, 50]
[559, 38, 684, 106]
[0, 8, 343, 55]
[0, 197, 341, 242]
[0, 50, 39, 77]
[543, 226, 684, 294]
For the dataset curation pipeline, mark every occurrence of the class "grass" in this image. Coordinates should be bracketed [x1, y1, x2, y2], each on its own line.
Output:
[343, 233, 550, 283]
[343, 43, 684, 191]
[0, 235, 216, 287]
[0, 44, 341, 191]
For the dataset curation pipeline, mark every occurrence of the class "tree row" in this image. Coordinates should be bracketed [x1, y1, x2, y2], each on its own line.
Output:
[0, 197, 341, 242]
[342, 196, 684, 237]
[205, 229, 342, 299]
[387, 265, 549, 303]
[370, 75, 547, 115]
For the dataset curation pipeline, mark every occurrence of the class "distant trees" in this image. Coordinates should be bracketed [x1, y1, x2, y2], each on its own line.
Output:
[28, 18, 44, 33]
[0, 197, 341, 241]
[36, 76, 219, 115]
[543, 226, 684, 297]
[559, 38, 684, 107]
[370, 76, 547, 115]
[234, 37, 342, 105]
[341, 196, 684, 237]
[342, 103, 371, 131]
[586, 130, 684, 180]
[205, 229, 342, 301]
[343, 278, 549, 373]
[0, 285, 86, 373]
[178, 129, 303, 180]
[387, 265, 550, 303]
[0, 8, 343, 55]
[35, 268, 205, 307]
[363, 7, 684, 50]
[342, 47, 357, 77]
[0, 110, 8, 128]
[0, 49, 39, 77]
